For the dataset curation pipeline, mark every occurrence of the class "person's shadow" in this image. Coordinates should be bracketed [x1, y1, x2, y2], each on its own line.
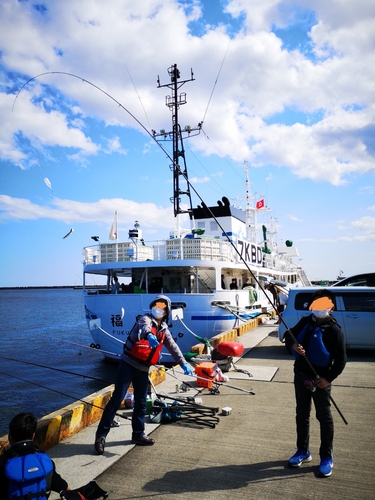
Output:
[143, 460, 318, 494]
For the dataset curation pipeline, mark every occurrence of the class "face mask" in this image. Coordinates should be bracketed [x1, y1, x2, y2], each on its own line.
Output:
[152, 307, 165, 319]
[312, 309, 330, 319]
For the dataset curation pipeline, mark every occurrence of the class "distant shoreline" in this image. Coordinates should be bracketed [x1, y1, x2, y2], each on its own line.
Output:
[0, 285, 98, 290]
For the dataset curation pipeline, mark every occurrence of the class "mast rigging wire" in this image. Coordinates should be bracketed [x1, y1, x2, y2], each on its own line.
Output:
[201, 38, 231, 125]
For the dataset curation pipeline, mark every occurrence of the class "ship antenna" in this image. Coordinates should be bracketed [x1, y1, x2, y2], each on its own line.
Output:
[156, 64, 201, 236]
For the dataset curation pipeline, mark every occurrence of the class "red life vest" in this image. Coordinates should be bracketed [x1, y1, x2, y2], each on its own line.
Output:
[126, 325, 166, 365]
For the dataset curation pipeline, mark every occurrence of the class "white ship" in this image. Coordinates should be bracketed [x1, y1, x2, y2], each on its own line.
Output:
[82, 64, 310, 362]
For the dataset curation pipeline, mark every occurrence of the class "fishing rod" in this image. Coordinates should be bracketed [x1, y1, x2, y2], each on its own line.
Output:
[276, 329, 348, 425]
[0, 354, 114, 385]
[12, 70, 279, 317]
[160, 366, 255, 395]
[0, 369, 131, 422]
[13, 69, 345, 422]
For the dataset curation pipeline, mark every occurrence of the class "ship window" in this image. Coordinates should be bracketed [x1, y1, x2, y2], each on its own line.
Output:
[198, 221, 205, 229]
[211, 301, 230, 307]
[210, 221, 218, 231]
[171, 302, 187, 310]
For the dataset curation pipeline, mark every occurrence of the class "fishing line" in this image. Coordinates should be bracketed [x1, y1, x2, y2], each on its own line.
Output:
[12, 71, 273, 304]
[124, 63, 152, 131]
[57, 338, 121, 358]
[0, 354, 115, 384]
[0, 369, 131, 421]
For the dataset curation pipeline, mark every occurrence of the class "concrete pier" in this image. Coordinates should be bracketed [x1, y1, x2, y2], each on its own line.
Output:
[2, 322, 375, 499]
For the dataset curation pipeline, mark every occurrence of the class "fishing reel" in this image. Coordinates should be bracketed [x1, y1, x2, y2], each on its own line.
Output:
[304, 379, 316, 392]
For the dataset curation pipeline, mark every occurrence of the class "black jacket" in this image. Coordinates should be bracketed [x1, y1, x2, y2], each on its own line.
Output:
[284, 314, 347, 382]
[0, 440, 68, 499]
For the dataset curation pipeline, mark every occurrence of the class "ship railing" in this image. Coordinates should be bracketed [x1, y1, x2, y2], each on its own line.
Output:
[82, 237, 237, 265]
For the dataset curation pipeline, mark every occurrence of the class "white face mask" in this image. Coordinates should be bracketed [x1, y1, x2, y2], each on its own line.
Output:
[151, 307, 165, 319]
[312, 309, 330, 319]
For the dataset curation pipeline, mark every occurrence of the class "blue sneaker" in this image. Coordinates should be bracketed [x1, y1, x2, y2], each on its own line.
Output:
[288, 449, 312, 467]
[319, 456, 333, 477]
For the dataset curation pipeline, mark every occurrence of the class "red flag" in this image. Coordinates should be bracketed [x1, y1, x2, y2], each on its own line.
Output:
[256, 199, 265, 210]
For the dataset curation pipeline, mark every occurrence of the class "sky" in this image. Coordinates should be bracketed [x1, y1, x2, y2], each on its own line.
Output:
[0, 0, 374, 287]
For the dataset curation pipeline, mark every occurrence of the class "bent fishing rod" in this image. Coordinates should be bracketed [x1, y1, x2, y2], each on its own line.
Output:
[13, 69, 346, 423]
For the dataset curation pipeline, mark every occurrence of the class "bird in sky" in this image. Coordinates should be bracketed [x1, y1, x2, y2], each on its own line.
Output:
[63, 228, 74, 239]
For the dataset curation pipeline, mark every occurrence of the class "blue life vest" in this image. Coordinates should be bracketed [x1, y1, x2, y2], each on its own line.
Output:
[293, 324, 331, 367]
[5, 452, 53, 500]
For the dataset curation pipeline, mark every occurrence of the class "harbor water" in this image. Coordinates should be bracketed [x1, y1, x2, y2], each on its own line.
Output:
[0, 288, 118, 436]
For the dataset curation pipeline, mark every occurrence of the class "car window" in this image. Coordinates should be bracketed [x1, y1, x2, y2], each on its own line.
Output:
[294, 293, 313, 310]
[332, 273, 375, 287]
[342, 293, 375, 312]
[294, 292, 337, 311]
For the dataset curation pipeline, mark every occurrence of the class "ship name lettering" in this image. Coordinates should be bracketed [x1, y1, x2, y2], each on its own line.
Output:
[237, 240, 262, 265]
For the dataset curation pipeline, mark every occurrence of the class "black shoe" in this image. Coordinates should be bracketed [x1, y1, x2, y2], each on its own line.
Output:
[132, 434, 155, 446]
[94, 436, 106, 455]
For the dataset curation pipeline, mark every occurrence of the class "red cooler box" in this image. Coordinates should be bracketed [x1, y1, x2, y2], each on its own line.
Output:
[195, 362, 218, 388]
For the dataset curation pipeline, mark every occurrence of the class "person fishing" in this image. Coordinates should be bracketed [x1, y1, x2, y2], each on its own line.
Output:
[94, 294, 194, 453]
[0, 412, 69, 499]
[283, 289, 347, 477]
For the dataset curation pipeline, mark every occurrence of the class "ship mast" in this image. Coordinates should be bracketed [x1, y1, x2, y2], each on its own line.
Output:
[244, 161, 257, 244]
[156, 64, 201, 235]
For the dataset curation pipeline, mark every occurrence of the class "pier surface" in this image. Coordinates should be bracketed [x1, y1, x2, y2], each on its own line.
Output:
[47, 324, 375, 499]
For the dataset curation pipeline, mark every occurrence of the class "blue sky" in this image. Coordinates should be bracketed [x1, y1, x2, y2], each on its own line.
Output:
[0, 0, 374, 287]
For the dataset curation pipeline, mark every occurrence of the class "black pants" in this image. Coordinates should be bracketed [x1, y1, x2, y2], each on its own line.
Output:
[294, 369, 333, 458]
[96, 360, 149, 440]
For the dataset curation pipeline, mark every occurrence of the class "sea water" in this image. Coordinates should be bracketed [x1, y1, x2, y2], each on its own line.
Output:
[0, 288, 118, 436]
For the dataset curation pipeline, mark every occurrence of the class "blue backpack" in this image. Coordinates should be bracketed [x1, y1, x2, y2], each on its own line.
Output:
[5, 452, 53, 499]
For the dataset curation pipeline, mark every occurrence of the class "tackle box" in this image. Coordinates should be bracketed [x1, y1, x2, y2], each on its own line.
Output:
[195, 362, 218, 388]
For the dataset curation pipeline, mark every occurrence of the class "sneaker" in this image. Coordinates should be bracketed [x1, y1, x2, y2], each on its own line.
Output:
[94, 436, 106, 455]
[319, 457, 333, 477]
[288, 449, 312, 467]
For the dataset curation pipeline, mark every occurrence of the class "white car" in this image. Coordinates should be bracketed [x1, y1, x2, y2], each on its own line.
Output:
[278, 286, 375, 349]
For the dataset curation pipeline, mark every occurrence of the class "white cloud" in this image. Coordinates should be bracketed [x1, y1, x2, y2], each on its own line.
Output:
[351, 216, 375, 240]
[0, 194, 174, 228]
[287, 215, 302, 222]
[190, 176, 210, 184]
[0, 0, 374, 184]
